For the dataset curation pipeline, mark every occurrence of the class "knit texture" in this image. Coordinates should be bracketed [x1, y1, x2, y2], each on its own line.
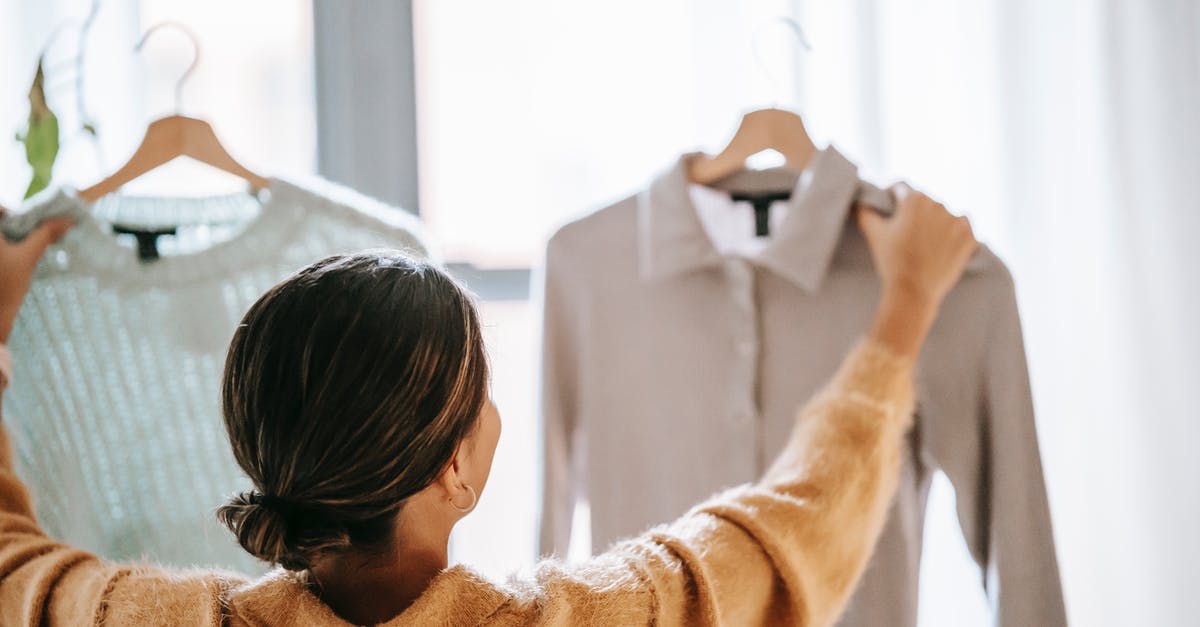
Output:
[0, 179, 427, 574]
[0, 339, 913, 626]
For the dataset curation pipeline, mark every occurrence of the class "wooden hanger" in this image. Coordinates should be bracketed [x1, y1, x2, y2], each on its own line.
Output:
[688, 108, 815, 184]
[80, 22, 266, 203]
[688, 18, 816, 185]
[80, 116, 267, 203]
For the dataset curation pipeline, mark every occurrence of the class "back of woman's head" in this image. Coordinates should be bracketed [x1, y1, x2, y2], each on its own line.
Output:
[216, 251, 488, 571]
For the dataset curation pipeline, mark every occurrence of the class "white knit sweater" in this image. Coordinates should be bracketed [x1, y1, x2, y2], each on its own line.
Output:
[0, 179, 427, 574]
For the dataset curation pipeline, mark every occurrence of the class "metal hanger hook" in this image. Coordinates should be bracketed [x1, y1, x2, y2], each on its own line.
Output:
[752, 16, 813, 108]
[134, 21, 200, 114]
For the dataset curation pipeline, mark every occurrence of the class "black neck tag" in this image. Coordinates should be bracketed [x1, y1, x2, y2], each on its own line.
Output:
[730, 191, 791, 237]
[111, 224, 178, 262]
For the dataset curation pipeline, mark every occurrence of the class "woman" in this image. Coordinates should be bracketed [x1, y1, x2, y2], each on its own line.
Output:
[0, 186, 975, 626]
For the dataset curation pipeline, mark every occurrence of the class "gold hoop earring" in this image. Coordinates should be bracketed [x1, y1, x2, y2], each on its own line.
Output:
[449, 484, 477, 514]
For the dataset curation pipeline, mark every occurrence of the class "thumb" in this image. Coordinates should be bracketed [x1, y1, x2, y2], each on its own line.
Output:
[889, 181, 914, 204]
[17, 218, 74, 258]
[856, 203, 887, 243]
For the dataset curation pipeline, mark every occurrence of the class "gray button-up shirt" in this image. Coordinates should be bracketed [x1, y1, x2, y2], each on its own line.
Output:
[538, 147, 1066, 627]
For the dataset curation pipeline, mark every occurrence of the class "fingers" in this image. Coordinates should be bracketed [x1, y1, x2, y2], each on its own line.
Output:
[881, 181, 978, 252]
[17, 218, 74, 258]
[955, 214, 975, 239]
[889, 181, 914, 205]
[961, 217, 979, 256]
[950, 215, 978, 272]
[856, 203, 886, 242]
[958, 216, 975, 242]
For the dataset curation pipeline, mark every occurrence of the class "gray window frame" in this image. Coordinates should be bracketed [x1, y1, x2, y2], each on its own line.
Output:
[312, 1, 531, 300]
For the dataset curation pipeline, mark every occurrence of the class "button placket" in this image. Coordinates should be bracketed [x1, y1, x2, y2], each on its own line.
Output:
[724, 258, 760, 429]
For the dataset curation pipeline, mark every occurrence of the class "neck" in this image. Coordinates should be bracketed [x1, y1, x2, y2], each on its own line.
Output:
[308, 511, 452, 625]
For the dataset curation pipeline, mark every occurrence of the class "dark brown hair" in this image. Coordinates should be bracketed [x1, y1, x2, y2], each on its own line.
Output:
[216, 251, 488, 571]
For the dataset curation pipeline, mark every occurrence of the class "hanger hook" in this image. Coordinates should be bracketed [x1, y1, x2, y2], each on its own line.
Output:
[35, 0, 102, 134]
[752, 16, 813, 109]
[134, 22, 200, 115]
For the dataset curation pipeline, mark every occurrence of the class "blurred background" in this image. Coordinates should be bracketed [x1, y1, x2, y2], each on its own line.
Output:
[2, 1, 1197, 625]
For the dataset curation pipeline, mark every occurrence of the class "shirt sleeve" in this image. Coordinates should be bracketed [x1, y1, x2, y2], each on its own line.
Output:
[536, 235, 583, 557]
[513, 339, 916, 626]
[943, 272, 1068, 626]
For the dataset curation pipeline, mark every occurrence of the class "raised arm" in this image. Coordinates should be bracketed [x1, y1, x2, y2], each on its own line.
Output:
[0, 216, 242, 626]
[0, 212, 73, 521]
[0, 215, 103, 624]
[512, 187, 978, 626]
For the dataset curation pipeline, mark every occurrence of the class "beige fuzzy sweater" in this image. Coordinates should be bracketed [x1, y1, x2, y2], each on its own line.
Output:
[0, 339, 913, 626]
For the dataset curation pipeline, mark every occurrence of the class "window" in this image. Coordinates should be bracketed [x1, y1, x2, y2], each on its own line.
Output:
[413, 0, 804, 268]
[0, 0, 314, 205]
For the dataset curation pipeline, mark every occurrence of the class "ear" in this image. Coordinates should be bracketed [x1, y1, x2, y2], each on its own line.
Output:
[435, 443, 470, 495]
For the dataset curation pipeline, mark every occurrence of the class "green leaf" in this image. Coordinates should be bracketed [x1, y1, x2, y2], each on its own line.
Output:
[21, 57, 60, 199]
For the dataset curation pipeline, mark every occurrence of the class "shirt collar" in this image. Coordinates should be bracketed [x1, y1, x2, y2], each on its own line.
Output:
[637, 146, 887, 292]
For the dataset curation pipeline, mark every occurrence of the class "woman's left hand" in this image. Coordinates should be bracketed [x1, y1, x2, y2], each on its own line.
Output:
[0, 211, 73, 343]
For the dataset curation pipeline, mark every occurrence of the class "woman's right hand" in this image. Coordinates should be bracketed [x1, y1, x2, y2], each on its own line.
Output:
[857, 184, 978, 359]
[0, 212, 73, 343]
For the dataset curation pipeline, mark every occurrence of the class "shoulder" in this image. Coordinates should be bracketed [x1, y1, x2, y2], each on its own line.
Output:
[545, 194, 639, 265]
[940, 242, 1021, 320]
[932, 243, 1025, 358]
[491, 552, 655, 625]
[269, 176, 432, 258]
[962, 243, 1017, 292]
[99, 564, 247, 625]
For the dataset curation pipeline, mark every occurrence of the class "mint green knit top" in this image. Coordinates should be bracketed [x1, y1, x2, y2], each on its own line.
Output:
[1, 178, 428, 574]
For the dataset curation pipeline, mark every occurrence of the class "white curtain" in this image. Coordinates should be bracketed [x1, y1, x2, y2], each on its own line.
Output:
[793, 1, 1200, 625]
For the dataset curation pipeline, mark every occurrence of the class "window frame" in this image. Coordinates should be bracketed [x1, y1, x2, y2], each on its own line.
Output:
[312, 1, 532, 300]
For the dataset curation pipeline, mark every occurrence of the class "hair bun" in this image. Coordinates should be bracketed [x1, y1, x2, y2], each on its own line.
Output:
[217, 491, 307, 570]
[217, 490, 353, 571]
[249, 491, 299, 516]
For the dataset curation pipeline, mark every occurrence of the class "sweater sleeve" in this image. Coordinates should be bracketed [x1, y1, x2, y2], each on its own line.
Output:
[506, 338, 915, 626]
[0, 406, 236, 625]
[0, 407, 110, 625]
